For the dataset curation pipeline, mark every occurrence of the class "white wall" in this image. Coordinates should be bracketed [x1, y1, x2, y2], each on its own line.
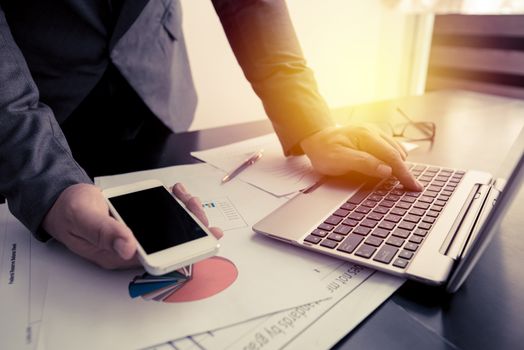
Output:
[182, 0, 425, 131]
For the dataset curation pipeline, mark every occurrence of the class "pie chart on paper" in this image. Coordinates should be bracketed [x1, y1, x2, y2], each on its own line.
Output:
[128, 257, 238, 303]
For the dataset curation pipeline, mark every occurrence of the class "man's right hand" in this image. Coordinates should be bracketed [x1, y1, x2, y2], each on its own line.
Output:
[42, 184, 139, 269]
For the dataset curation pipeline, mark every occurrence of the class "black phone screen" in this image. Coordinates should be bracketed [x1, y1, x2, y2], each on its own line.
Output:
[108, 186, 207, 254]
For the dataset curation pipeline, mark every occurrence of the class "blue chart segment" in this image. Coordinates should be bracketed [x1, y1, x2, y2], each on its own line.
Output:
[128, 257, 238, 303]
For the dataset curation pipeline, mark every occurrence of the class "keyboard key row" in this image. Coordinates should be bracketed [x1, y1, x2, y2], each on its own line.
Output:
[304, 163, 464, 270]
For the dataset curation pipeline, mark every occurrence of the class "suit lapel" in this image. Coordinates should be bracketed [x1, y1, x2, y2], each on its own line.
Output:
[109, 0, 149, 51]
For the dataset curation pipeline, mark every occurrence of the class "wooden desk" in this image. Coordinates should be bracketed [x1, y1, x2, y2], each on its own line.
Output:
[83, 90, 524, 349]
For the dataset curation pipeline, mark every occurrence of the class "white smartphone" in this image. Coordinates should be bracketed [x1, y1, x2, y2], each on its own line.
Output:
[102, 179, 219, 275]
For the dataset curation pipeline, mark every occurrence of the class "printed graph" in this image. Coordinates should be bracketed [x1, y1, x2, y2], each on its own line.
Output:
[128, 257, 238, 303]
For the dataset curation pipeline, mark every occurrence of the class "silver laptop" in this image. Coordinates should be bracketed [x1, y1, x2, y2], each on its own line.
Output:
[254, 127, 524, 293]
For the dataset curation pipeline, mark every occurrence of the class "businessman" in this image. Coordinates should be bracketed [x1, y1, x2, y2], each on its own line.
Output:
[0, 1, 421, 269]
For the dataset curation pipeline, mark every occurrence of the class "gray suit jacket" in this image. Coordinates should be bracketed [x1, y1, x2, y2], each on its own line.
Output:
[0, 0, 333, 238]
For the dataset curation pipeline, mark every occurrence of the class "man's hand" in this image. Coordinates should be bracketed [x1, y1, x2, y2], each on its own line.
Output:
[300, 125, 423, 191]
[42, 183, 222, 270]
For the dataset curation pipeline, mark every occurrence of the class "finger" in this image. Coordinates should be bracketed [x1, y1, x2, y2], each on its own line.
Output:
[391, 162, 423, 191]
[172, 183, 192, 204]
[209, 227, 224, 239]
[186, 197, 209, 227]
[337, 148, 393, 179]
[359, 133, 422, 191]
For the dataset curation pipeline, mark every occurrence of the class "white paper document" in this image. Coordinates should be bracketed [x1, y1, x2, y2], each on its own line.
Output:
[191, 133, 322, 197]
[0, 205, 49, 350]
[149, 266, 404, 350]
[42, 164, 348, 350]
[34, 163, 405, 350]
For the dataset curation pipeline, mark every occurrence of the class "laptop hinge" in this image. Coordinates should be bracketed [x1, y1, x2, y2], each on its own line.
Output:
[439, 183, 492, 259]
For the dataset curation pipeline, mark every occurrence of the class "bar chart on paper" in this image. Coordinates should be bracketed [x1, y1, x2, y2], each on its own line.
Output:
[129, 257, 238, 303]
[201, 197, 247, 231]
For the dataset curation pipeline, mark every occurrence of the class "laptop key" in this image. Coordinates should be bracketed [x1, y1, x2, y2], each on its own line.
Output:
[333, 209, 350, 217]
[414, 201, 430, 210]
[398, 221, 416, 231]
[413, 228, 428, 237]
[378, 221, 396, 231]
[324, 215, 342, 225]
[318, 223, 334, 231]
[379, 200, 395, 208]
[369, 194, 383, 202]
[385, 194, 401, 202]
[437, 195, 450, 202]
[361, 219, 378, 228]
[390, 208, 407, 216]
[434, 199, 447, 206]
[430, 205, 443, 212]
[354, 226, 371, 236]
[393, 258, 409, 269]
[337, 234, 364, 254]
[362, 200, 378, 208]
[373, 190, 388, 196]
[327, 233, 345, 242]
[348, 212, 365, 221]
[373, 206, 389, 214]
[311, 229, 329, 237]
[365, 236, 383, 247]
[320, 239, 338, 249]
[355, 244, 377, 259]
[368, 212, 384, 221]
[418, 222, 432, 230]
[400, 196, 416, 204]
[371, 228, 390, 238]
[395, 201, 412, 210]
[386, 237, 405, 247]
[404, 214, 421, 223]
[419, 196, 434, 204]
[409, 235, 424, 244]
[404, 242, 419, 251]
[304, 235, 322, 244]
[355, 206, 371, 214]
[399, 250, 414, 260]
[423, 190, 439, 198]
[432, 180, 446, 187]
[342, 218, 359, 227]
[334, 225, 352, 235]
[423, 216, 436, 224]
[373, 245, 399, 264]
[340, 203, 357, 211]
[404, 191, 421, 198]
[347, 185, 374, 204]
[392, 228, 410, 239]
[426, 210, 439, 218]
[391, 189, 405, 196]
[384, 214, 402, 223]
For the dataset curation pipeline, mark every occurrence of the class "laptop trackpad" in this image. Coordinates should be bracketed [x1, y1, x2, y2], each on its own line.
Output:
[253, 177, 368, 242]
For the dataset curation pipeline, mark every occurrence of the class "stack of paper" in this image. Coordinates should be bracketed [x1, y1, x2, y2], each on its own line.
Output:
[0, 134, 407, 350]
[191, 133, 322, 197]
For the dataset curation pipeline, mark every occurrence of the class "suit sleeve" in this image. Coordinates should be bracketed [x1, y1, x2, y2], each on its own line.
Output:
[211, 0, 335, 155]
[0, 7, 92, 239]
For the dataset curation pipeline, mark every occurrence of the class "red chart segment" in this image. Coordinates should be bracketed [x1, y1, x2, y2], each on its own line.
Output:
[128, 257, 238, 303]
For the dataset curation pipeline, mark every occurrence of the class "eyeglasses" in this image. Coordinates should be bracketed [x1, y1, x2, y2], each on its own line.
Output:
[386, 108, 436, 143]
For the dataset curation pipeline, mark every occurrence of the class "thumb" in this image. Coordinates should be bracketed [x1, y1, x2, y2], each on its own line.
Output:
[92, 216, 137, 260]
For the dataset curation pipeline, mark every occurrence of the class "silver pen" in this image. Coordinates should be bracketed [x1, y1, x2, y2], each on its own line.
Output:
[221, 149, 264, 183]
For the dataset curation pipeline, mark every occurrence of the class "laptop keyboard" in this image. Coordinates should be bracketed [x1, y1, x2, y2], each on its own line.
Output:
[303, 164, 465, 269]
